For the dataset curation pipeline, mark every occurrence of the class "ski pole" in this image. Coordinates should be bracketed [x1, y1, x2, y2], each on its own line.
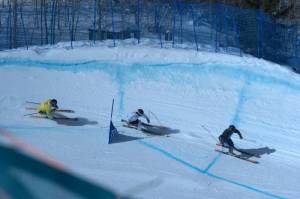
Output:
[201, 125, 218, 142]
[25, 101, 39, 104]
[24, 112, 39, 116]
[149, 111, 163, 126]
[240, 129, 257, 143]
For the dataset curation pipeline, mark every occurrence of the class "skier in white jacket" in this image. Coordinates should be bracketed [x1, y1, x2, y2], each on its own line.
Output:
[127, 109, 150, 126]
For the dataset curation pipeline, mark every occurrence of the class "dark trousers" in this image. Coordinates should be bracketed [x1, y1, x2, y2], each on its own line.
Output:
[219, 136, 234, 153]
[129, 119, 139, 126]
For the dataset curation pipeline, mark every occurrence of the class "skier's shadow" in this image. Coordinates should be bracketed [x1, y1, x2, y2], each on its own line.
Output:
[111, 127, 180, 144]
[53, 113, 98, 126]
[141, 124, 180, 136]
[110, 123, 180, 144]
[237, 147, 276, 158]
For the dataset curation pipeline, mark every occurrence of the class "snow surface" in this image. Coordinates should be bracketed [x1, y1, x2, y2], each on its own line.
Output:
[1, 39, 300, 199]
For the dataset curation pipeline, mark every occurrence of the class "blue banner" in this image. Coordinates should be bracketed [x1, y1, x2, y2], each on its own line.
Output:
[108, 99, 118, 144]
[108, 121, 118, 144]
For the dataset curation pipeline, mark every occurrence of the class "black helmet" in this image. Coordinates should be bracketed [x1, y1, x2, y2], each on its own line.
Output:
[229, 124, 235, 129]
[50, 99, 58, 109]
[137, 109, 144, 115]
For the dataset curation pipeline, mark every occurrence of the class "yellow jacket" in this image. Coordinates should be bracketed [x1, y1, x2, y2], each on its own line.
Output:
[37, 100, 55, 118]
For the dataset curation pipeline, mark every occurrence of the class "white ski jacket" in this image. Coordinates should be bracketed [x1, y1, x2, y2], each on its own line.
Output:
[127, 112, 150, 123]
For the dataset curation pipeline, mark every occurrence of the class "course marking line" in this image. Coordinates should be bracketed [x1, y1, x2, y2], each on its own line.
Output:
[203, 153, 222, 173]
[138, 140, 285, 199]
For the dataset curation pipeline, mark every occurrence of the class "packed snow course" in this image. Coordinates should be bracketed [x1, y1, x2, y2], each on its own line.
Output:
[0, 41, 300, 199]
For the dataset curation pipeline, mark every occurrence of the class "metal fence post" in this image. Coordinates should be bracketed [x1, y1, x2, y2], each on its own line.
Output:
[179, 3, 183, 44]
[172, 0, 176, 48]
[109, 0, 115, 47]
[6, 4, 12, 49]
[40, 1, 44, 45]
[224, 4, 228, 53]
[44, 2, 49, 45]
[68, 2, 73, 48]
[190, 4, 198, 51]
[137, 0, 141, 44]
[154, 5, 162, 48]
[233, 7, 241, 56]
[237, 24, 242, 57]
[20, 3, 28, 50]
[295, 24, 300, 71]
[53, 0, 58, 45]
[93, 0, 97, 44]
[215, 3, 219, 52]
[50, 0, 55, 45]
[257, 9, 264, 58]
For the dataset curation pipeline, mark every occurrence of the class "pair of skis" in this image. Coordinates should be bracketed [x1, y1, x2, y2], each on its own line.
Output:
[29, 115, 78, 121]
[25, 107, 75, 113]
[215, 143, 259, 164]
[121, 119, 170, 137]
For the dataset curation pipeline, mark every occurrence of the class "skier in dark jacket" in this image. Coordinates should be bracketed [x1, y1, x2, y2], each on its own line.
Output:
[219, 125, 243, 154]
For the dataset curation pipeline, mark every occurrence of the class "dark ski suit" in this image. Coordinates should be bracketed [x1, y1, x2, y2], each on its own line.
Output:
[219, 126, 243, 153]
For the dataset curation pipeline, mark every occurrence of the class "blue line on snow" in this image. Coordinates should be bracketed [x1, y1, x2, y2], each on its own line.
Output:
[203, 153, 222, 173]
[138, 140, 285, 199]
[138, 140, 205, 173]
[115, 66, 125, 114]
[0, 58, 97, 70]
[231, 78, 251, 125]
[206, 173, 286, 199]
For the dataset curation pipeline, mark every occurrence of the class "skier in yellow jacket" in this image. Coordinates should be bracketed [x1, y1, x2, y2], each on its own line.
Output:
[37, 99, 59, 119]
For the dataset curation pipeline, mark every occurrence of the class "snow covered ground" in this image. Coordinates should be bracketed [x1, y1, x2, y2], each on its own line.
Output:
[1, 39, 300, 199]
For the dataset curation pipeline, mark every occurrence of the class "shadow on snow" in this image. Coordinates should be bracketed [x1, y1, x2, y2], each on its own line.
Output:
[52, 113, 98, 126]
[237, 147, 276, 158]
[110, 125, 180, 144]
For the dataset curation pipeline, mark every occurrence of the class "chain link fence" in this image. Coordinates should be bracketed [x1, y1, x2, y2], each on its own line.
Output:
[0, 0, 299, 72]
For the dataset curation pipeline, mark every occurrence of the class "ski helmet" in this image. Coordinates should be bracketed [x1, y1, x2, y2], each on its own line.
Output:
[229, 124, 235, 129]
[50, 99, 58, 109]
[137, 109, 144, 115]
